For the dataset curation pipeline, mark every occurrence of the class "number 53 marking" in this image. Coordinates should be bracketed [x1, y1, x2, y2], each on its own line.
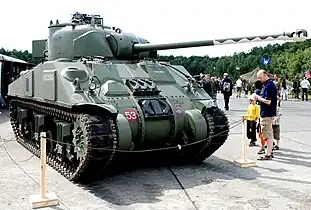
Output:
[124, 110, 137, 121]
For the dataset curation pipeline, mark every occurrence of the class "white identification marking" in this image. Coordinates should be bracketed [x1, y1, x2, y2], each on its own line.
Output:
[44, 74, 54, 81]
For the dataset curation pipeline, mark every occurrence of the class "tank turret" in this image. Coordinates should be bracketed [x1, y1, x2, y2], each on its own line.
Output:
[32, 12, 308, 61]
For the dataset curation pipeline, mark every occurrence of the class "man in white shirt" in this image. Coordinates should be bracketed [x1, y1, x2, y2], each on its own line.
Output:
[236, 77, 243, 98]
[300, 77, 310, 101]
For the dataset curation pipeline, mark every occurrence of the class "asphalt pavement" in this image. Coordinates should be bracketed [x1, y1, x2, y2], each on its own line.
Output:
[0, 94, 310, 210]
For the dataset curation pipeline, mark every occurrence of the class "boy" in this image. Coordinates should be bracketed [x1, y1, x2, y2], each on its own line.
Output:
[246, 94, 260, 147]
[259, 100, 281, 154]
[272, 101, 282, 150]
[254, 80, 266, 154]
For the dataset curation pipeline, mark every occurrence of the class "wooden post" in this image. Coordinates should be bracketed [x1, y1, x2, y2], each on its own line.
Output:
[242, 116, 247, 162]
[233, 116, 257, 168]
[29, 132, 59, 209]
[40, 132, 47, 199]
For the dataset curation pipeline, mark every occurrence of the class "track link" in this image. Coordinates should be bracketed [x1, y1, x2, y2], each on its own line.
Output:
[9, 99, 118, 183]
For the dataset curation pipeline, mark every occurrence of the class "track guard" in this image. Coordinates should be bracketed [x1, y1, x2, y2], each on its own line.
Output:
[72, 103, 118, 118]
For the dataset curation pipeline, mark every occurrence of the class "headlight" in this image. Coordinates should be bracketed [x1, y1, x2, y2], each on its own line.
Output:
[89, 82, 96, 91]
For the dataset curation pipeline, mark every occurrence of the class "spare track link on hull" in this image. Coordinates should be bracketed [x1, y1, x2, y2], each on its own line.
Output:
[9, 99, 117, 183]
[194, 107, 229, 161]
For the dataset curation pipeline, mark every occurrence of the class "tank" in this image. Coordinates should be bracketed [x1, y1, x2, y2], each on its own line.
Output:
[7, 12, 308, 183]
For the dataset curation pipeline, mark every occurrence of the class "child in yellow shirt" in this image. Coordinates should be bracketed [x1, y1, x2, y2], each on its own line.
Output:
[246, 94, 260, 147]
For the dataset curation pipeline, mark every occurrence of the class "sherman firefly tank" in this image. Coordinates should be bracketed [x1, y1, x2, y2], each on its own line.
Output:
[8, 12, 308, 182]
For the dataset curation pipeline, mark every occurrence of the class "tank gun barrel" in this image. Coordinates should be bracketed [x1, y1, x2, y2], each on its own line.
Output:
[133, 29, 308, 53]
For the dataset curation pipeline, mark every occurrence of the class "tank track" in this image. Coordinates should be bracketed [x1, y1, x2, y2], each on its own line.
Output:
[9, 99, 118, 183]
[191, 106, 229, 162]
[168, 106, 229, 164]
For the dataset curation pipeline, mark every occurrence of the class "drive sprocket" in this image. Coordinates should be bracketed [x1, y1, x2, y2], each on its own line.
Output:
[72, 115, 89, 161]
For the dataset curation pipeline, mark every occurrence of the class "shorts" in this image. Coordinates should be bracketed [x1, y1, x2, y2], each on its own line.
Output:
[273, 125, 280, 140]
[237, 87, 242, 92]
[260, 117, 274, 140]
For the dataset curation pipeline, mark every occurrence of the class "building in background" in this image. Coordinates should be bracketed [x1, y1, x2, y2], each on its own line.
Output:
[0, 54, 35, 107]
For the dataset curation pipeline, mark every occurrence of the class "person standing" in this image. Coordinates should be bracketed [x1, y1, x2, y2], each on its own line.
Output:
[272, 101, 282, 150]
[221, 73, 233, 111]
[211, 77, 218, 106]
[216, 78, 222, 93]
[273, 74, 281, 96]
[202, 74, 213, 96]
[254, 80, 263, 99]
[243, 80, 249, 97]
[274, 74, 281, 106]
[281, 77, 288, 100]
[253, 80, 266, 154]
[300, 77, 310, 101]
[255, 69, 277, 160]
[236, 77, 243, 98]
[245, 94, 260, 147]
[293, 77, 300, 99]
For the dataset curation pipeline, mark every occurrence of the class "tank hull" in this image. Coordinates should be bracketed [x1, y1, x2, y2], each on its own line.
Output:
[9, 94, 229, 183]
[6, 58, 228, 183]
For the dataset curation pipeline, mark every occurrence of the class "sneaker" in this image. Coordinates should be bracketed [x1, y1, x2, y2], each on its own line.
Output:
[257, 148, 265, 155]
[249, 142, 256, 147]
[258, 154, 273, 160]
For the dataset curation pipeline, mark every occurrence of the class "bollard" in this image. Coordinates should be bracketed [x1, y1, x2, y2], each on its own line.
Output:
[29, 132, 59, 209]
[242, 116, 247, 162]
[233, 116, 257, 167]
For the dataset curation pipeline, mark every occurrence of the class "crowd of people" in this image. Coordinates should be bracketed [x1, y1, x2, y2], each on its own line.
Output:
[235, 74, 310, 160]
[234, 74, 311, 101]
[199, 70, 296, 161]
[199, 73, 233, 110]
[243, 72, 282, 160]
[199, 74, 222, 106]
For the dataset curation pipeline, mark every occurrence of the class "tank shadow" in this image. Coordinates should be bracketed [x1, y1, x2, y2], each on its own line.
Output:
[278, 147, 311, 155]
[79, 155, 261, 206]
[256, 166, 290, 173]
[274, 156, 311, 168]
[260, 175, 311, 185]
[273, 151, 311, 160]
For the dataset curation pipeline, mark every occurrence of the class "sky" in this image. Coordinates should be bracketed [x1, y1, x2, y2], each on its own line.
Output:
[0, 0, 310, 57]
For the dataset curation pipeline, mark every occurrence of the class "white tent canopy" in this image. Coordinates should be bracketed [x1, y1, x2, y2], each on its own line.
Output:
[240, 67, 293, 88]
[0, 53, 27, 64]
